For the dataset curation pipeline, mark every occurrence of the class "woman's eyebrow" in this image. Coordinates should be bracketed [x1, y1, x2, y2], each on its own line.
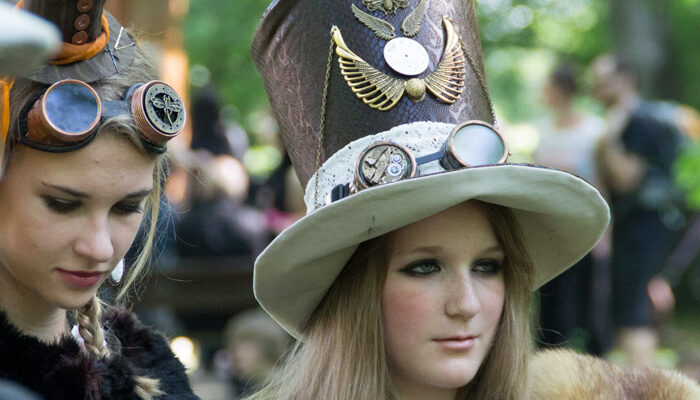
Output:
[41, 182, 88, 198]
[396, 245, 443, 257]
[41, 183, 152, 199]
[123, 189, 153, 199]
[480, 244, 504, 255]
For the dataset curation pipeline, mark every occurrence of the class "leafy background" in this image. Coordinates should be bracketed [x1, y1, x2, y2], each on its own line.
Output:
[184, 0, 699, 203]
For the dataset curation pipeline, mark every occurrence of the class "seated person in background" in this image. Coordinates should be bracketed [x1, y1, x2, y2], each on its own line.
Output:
[224, 309, 290, 399]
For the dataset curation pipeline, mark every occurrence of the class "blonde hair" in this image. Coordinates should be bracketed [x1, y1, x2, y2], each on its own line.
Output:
[6, 46, 167, 399]
[249, 200, 534, 400]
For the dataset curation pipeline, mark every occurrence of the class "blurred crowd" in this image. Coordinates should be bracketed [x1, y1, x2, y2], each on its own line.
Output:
[531, 54, 700, 371]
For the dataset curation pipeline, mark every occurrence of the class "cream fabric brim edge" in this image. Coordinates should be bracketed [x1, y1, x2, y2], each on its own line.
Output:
[254, 163, 610, 339]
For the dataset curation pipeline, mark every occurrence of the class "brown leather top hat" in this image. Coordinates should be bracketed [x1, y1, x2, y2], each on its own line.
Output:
[251, 0, 611, 339]
[19, 0, 136, 83]
[252, 0, 493, 187]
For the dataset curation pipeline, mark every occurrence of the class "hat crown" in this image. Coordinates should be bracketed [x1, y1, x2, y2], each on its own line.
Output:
[252, 0, 492, 188]
[22, 0, 106, 44]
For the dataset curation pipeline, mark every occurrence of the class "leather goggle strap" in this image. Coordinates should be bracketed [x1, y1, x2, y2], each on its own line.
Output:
[102, 99, 167, 154]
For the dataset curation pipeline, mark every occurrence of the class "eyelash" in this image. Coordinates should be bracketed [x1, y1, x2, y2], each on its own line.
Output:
[399, 258, 503, 276]
[43, 197, 144, 215]
[43, 197, 80, 213]
[472, 258, 502, 275]
[400, 259, 441, 276]
[113, 202, 144, 215]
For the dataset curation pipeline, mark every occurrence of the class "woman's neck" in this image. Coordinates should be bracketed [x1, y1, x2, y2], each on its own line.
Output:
[0, 266, 67, 342]
[552, 102, 581, 130]
[392, 375, 458, 400]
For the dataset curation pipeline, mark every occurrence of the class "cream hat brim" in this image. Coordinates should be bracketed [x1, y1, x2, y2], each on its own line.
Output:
[254, 122, 610, 339]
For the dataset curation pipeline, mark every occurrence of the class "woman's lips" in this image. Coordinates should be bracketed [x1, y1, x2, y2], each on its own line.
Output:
[57, 269, 104, 288]
[433, 336, 477, 350]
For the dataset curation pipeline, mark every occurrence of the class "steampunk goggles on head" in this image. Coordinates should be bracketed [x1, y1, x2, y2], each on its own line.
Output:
[331, 120, 508, 202]
[20, 79, 185, 154]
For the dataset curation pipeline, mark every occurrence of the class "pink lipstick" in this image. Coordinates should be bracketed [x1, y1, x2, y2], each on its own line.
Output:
[434, 336, 477, 350]
[57, 269, 104, 288]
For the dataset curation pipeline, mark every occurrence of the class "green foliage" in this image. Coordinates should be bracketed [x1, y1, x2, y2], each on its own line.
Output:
[475, 0, 611, 122]
[184, 0, 698, 138]
[184, 0, 272, 134]
[675, 140, 700, 209]
[667, 0, 700, 109]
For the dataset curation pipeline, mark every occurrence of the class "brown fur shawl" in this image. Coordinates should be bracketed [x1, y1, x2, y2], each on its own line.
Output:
[531, 349, 700, 400]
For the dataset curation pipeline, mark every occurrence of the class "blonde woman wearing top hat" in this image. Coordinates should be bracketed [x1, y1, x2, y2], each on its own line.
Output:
[0, 1, 197, 399]
[248, 0, 700, 399]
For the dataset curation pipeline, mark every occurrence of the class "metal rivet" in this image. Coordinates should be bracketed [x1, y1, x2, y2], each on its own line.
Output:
[76, 0, 94, 12]
[71, 31, 89, 45]
[74, 14, 91, 31]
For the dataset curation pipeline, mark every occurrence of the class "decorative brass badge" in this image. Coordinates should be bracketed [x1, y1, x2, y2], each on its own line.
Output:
[353, 0, 426, 39]
[400, 0, 426, 37]
[355, 142, 416, 189]
[352, 4, 395, 40]
[362, 0, 409, 15]
[144, 83, 185, 134]
[332, 17, 465, 111]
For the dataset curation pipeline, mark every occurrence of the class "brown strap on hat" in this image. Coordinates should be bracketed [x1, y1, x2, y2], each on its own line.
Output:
[49, 13, 109, 65]
[16, 0, 110, 66]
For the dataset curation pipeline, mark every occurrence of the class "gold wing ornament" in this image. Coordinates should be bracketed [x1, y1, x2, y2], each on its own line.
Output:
[332, 17, 465, 111]
[351, 4, 395, 41]
[423, 17, 465, 103]
[401, 0, 427, 37]
[332, 26, 405, 111]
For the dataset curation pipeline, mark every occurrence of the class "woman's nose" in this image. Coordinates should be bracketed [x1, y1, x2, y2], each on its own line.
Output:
[445, 273, 481, 319]
[73, 216, 114, 263]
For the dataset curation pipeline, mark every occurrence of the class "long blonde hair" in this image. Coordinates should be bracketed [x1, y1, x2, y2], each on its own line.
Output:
[249, 200, 534, 400]
[6, 46, 167, 400]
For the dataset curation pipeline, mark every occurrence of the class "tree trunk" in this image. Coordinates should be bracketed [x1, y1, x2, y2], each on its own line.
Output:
[609, 0, 669, 98]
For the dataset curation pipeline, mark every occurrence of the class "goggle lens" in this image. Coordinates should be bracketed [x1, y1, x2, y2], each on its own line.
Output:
[450, 122, 505, 166]
[45, 82, 99, 135]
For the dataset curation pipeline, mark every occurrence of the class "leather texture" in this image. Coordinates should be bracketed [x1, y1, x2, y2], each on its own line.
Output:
[252, 0, 492, 187]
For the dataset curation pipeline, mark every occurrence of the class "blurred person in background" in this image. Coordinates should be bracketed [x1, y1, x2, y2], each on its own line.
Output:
[224, 309, 289, 399]
[174, 89, 268, 260]
[592, 53, 685, 367]
[533, 63, 610, 355]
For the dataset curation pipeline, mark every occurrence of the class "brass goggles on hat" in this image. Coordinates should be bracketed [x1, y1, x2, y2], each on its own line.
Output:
[21, 79, 185, 154]
[331, 121, 508, 202]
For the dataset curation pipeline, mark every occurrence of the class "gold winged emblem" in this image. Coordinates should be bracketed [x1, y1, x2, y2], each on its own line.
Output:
[332, 17, 465, 111]
[352, 0, 426, 39]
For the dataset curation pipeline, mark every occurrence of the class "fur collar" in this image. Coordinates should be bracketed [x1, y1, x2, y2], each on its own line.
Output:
[0, 308, 198, 400]
[531, 349, 700, 399]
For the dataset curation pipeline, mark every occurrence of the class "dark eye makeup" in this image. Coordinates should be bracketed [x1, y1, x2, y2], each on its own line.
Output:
[399, 259, 441, 276]
[42, 196, 145, 215]
[398, 255, 504, 277]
